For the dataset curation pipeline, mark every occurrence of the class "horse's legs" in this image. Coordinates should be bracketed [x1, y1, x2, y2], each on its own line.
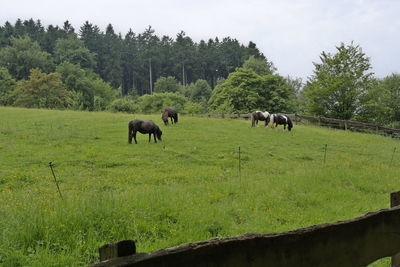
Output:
[133, 132, 138, 144]
[128, 128, 132, 144]
[153, 133, 157, 143]
[170, 117, 174, 124]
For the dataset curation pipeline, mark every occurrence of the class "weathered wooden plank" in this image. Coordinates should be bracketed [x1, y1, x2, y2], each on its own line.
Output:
[392, 191, 400, 267]
[91, 206, 400, 267]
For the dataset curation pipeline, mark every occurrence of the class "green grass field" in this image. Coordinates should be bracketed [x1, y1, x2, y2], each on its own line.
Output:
[0, 107, 399, 266]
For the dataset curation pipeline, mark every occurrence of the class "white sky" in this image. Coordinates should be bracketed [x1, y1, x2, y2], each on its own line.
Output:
[2, 0, 400, 81]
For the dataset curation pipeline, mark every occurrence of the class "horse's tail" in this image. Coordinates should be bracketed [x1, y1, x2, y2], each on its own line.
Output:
[251, 112, 255, 127]
[128, 121, 133, 143]
[287, 116, 293, 131]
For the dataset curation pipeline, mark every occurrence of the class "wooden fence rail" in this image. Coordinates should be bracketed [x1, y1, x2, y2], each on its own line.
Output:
[204, 113, 400, 135]
[91, 191, 400, 267]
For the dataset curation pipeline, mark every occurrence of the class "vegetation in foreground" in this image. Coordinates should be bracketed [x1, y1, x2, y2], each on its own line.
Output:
[0, 107, 399, 266]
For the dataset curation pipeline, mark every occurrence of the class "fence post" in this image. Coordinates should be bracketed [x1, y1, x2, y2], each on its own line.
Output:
[391, 191, 400, 267]
[99, 240, 136, 262]
[344, 121, 348, 131]
[323, 144, 328, 164]
[48, 162, 63, 200]
[238, 146, 241, 181]
[391, 147, 397, 165]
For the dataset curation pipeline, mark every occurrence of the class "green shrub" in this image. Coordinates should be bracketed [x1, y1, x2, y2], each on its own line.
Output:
[184, 102, 202, 115]
[153, 76, 181, 93]
[67, 91, 86, 110]
[137, 92, 188, 113]
[108, 97, 138, 113]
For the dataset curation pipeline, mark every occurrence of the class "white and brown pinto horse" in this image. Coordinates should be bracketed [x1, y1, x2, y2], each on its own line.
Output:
[251, 111, 270, 127]
[269, 114, 293, 131]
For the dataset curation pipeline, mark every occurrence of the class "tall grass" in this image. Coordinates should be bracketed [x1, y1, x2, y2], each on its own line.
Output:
[0, 107, 398, 266]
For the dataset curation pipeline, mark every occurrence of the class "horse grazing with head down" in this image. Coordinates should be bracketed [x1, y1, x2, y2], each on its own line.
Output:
[251, 111, 270, 127]
[162, 107, 178, 126]
[128, 120, 162, 144]
[269, 114, 293, 131]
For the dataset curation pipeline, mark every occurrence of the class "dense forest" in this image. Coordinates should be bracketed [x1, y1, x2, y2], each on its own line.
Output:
[0, 19, 271, 92]
[0, 19, 399, 127]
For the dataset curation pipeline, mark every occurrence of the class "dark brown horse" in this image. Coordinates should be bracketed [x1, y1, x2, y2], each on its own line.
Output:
[128, 120, 162, 144]
[162, 107, 178, 125]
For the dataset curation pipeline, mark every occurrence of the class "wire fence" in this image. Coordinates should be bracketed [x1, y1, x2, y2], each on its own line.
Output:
[204, 113, 400, 138]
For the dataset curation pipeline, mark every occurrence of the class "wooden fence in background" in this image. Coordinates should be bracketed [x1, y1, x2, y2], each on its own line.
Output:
[92, 191, 400, 267]
[204, 113, 400, 136]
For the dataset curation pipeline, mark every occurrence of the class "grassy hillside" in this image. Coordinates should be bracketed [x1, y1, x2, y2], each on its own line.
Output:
[0, 107, 399, 266]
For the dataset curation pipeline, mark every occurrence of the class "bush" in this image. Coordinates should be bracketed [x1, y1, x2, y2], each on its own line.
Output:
[137, 93, 188, 113]
[12, 69, 70, 109]
[67, 91, 86, 110]
[93, 96, 108, 111]
[56, 62, 116, 111]
[184, 102, 202, 115]
[107, 97, 138, 113]
[153, 76, 181, 93]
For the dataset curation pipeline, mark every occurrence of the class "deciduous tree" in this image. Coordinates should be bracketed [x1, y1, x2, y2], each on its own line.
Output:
[303, 42, 373, 120]
[12, 68, 69, 108]
[153, 76, 180, 93]
[0, 36, 54, 79]
[54, 37, 96, 69]
[208, 68, 295, 113]
[0, 67, 16, 105]
[243, 55, 276, 75]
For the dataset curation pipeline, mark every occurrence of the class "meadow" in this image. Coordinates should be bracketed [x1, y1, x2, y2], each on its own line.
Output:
[0, 107, 399, 266]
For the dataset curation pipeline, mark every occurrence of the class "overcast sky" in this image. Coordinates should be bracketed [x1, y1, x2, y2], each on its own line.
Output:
[2, 0, 399, 81]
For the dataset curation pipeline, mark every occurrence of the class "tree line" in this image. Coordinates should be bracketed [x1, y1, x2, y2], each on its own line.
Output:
[0, 19, 399, 128]
[0, 19, 266, 94]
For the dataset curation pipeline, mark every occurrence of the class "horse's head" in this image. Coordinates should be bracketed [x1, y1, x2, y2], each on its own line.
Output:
[162, 111, 169, 125]
[155, 127, 162, 141]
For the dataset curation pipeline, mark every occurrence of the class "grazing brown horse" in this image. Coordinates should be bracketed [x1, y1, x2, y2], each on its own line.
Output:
[162, 107, 178, 125]
[128, 120, 162, 144]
